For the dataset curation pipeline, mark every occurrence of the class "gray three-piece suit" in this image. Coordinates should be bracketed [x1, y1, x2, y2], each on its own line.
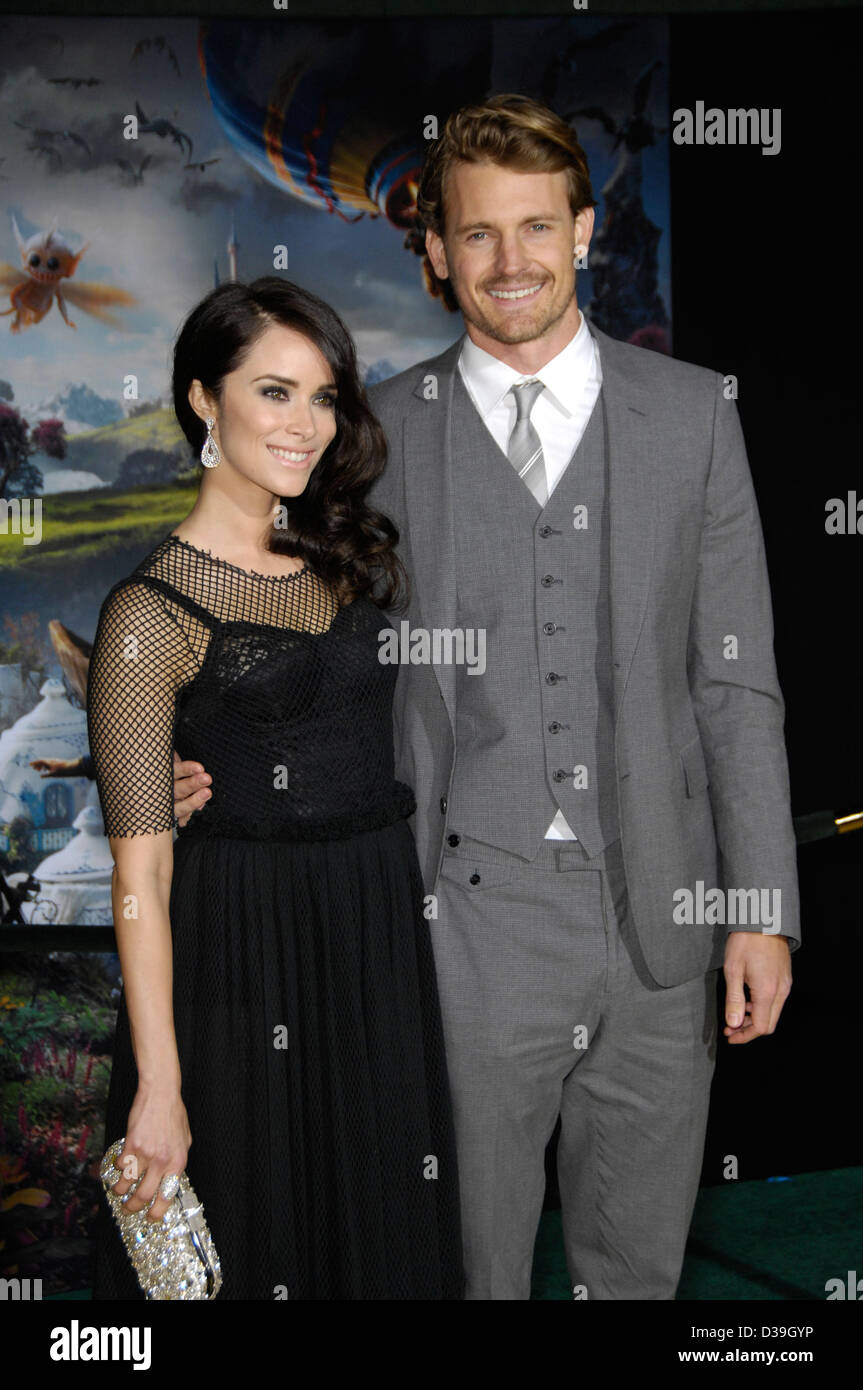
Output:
[366, 319, 800, 1299]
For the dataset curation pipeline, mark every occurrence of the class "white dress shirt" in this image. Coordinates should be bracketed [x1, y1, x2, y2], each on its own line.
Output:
[457, 310, 603, 841]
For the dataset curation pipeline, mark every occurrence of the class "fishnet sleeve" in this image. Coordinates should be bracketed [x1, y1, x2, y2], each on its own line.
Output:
[86, 580, 194, 837]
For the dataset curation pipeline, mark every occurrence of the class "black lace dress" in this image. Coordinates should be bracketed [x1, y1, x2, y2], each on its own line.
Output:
[86, 532, 464, 1299]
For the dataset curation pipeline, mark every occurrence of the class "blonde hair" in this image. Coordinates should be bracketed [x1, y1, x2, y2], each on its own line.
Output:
[417, 93, 596, 311]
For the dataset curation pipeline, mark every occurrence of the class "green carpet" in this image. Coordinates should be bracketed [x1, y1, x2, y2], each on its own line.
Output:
[42, 1167, 859, 1299]
[531, 1167, 862, 1299]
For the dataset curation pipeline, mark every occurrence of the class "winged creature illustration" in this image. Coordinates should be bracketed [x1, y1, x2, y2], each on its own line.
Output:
[0, 215, 136, 333]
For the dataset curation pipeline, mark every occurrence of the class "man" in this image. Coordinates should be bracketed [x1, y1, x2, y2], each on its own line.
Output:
[174, 94, 799, 1300]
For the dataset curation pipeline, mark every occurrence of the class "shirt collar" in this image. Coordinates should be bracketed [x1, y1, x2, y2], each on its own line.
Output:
[458, 309, 597, 419]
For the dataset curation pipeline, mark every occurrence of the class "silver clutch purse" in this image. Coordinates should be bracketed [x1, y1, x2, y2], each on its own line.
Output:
[100, 1137, 223, 1299]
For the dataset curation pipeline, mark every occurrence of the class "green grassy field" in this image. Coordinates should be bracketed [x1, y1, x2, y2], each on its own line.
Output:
[0, 483, 199, 574]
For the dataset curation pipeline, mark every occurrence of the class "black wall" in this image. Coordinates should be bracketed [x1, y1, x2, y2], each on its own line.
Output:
[661, 9, 859, 1184]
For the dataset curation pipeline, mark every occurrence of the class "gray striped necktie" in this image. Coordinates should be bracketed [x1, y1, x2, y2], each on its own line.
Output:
[507, 379, 548, 506]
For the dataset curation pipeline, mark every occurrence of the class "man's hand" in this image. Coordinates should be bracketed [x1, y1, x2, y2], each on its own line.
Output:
[722, 932, 792, 1044]
[173, 750, 212, 827]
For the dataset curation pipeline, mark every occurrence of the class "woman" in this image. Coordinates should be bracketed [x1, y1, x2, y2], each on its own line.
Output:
[88, 276, 464, 1299]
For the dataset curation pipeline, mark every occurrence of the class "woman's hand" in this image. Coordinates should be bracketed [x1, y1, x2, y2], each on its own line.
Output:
[111, 1083, 192, 1223]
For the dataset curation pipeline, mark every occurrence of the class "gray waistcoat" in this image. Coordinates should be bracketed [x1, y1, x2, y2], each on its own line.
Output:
[446, 368, 620, 861]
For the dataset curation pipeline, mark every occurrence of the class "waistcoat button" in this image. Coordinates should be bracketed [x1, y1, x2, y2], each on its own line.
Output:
[538, 525, 552, 538]
[440, 797, 447, 814]
[469, 872, 481, 885]
[447, 833, 460, 847]
[540, 574, 554, 587]
[545, 672, 560, 684]
[543, 622, 557, 635]
[553, 769, 568, 783]
[548, 721, 561, 733]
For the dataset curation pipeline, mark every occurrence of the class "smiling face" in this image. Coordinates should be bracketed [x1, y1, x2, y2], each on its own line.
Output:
[188, 323, 339, 499]
[425, 160, 594, 360]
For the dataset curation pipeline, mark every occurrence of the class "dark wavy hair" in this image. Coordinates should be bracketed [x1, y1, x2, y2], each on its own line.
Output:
[172, 276, 407, 609]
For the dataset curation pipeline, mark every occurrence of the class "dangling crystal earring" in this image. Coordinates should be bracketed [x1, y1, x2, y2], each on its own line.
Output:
[201, 416, 221, 468]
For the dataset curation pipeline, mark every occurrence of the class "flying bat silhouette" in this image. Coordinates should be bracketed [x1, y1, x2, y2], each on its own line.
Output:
[184, 157, 221, 173]
[131, 36, 181, 78]
[12, 120, 91, 156]
[47, 76, 102, 89]
[116, 154, 152, 184]
[134, 101, 193, 158]
[539, 20, 638, 108]
[568, 61, 665, 154]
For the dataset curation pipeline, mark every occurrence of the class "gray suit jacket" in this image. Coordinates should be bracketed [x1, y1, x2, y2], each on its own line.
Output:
[367, 321, 800, 987]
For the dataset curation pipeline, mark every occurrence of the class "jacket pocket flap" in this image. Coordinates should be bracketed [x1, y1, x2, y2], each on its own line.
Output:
[437, 853, 520, 891]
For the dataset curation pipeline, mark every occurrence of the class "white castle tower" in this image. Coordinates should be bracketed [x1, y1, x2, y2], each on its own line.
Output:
[227, 215, 239, 281]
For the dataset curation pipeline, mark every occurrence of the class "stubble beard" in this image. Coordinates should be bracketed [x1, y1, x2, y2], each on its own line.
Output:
[452, 271, 577, 347]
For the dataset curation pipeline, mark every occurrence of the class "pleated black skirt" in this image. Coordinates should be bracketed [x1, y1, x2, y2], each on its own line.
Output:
[93, 816, 464, 1300]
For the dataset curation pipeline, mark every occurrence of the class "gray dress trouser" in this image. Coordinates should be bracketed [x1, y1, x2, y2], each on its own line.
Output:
[432, 832, 718, 1300]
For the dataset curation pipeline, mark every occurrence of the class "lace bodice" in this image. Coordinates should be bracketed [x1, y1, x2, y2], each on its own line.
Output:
[86, 532, 414, 842]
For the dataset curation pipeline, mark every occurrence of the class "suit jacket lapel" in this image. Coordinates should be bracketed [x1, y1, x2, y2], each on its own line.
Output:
[403, 334, 464, 729]
[587, 321, 658, 725]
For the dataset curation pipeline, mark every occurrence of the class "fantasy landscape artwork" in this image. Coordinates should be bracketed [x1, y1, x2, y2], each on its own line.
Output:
[0, 12, 670, 1293]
